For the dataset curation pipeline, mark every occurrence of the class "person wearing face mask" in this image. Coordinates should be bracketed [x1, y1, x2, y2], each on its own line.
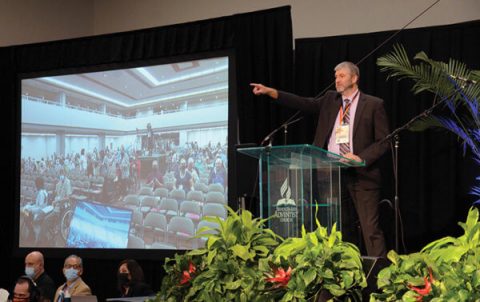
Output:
[117, 259, 153, 298]
[54, 255, 91, 302]
[24, 251, 55, 302]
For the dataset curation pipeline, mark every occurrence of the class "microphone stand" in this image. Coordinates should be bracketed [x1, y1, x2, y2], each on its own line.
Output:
[381, 80, 468, 253]
[261, 116, 304, 147]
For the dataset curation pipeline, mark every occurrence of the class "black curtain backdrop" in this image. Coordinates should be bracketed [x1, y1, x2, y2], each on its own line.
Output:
[0, 7, 293, 300]
[290, 20, 480, 254]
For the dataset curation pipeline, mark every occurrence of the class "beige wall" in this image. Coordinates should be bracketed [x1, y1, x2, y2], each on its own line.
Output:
[0, 0, 94, 47]
[0, 0, 479, 47]
[92, 0, 480, 39]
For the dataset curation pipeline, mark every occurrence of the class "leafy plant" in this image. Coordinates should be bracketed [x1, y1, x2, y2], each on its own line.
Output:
[377, 44, 480, 201]
[152, 207, 283, 302]
[371, 207, 480, 301]
[266, 222, 367, 301]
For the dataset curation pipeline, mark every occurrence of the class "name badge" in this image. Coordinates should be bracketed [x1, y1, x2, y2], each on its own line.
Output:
[335, 124, 350, 144]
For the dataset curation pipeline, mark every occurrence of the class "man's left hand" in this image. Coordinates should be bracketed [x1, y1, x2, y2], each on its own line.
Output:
[340, 152, 363, 163]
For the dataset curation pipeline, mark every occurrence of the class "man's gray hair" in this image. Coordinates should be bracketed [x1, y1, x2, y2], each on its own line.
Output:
[65, 254, 83, 267]
[334, 61, 360, 79]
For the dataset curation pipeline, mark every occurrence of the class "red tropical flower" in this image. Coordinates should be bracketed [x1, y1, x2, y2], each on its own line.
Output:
[408, 268, 435, 301]
[188, 261, 196, 274]
[265, 266, 292, 288]
[180, 271, 192, 285]
[179, 262, 197, 285]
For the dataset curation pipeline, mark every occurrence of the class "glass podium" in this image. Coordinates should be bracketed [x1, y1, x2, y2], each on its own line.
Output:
[237, 144, 365, 238]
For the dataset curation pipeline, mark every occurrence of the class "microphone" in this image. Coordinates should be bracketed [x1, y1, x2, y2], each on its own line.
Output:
[260, 116, 304, 146]
[449, 74, 478, 85]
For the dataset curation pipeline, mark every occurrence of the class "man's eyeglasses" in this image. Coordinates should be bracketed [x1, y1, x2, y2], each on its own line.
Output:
[64, 264, 81, 269]
[13, 294, 30, 301]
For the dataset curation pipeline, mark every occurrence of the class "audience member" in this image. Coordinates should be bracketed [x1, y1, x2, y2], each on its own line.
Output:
[0, 288, 8, 302]
[187, 157, 200, 185]
[11, 276, 42, 302]
[208, 157, 227, 188]
[54, 169, 72, 203]
[117, 259, 154, 298]
[54, 255, 91, 302]
[145, 160, 163, 190]
[24, 251, 55, 302]
[174, 158, 193, 192]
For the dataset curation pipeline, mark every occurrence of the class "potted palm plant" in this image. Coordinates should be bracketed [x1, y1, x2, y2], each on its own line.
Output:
[370, 45, 480, 301]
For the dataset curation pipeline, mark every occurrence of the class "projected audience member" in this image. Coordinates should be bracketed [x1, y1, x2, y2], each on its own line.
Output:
[145, 160, 163, 190]
[24, 251, 55, 302]
[22, 177, 50, 243]
[187, 157, 200, 185]
[80, 149, 87, 172]
[146, 123, 154, 156]
[175, 158, 192, 192]
[11, 276, 42, 302]
[117, 259, 154, 298]
[54, 255, 91, 302]
[208, 158, 227, 188]
[119, 149, 130, 196]
[54, 169, 72, 203]
[86, 154, 95, 178]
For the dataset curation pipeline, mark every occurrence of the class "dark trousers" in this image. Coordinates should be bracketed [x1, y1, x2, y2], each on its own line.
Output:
[341, 184, 386, 257]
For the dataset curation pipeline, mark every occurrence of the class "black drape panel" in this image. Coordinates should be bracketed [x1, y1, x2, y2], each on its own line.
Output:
[292, 20, 480, 253]
[0, 6, 293, 299]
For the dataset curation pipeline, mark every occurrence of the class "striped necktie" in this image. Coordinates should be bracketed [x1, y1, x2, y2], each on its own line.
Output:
[339, 98, 351, 156]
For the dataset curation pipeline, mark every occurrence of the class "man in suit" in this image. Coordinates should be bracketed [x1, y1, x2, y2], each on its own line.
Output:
[250, 61, 389, 257]
[54, 255, 92, 302]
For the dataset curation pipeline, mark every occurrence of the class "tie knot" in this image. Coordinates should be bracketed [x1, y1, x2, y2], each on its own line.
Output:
[344, 98, 351, 104]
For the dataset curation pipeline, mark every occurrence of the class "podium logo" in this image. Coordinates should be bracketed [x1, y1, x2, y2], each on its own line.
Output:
[276, 178, 296, 207]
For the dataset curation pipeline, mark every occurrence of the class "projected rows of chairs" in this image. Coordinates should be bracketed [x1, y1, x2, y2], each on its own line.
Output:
[121, 184, 226, 249]
[20, 172, 105, 203]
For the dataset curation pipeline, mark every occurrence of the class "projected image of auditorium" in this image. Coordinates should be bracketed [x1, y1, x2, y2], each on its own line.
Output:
[19, 56, 229, 250]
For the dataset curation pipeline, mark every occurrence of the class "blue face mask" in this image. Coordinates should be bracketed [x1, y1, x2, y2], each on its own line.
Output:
[25, 266, 35, 279]
[64, 268, 79, 281]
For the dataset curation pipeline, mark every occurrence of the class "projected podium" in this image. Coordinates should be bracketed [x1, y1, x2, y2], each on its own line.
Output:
[237, 144, 365, 238]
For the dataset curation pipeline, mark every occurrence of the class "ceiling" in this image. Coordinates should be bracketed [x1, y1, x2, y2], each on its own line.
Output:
[22, 56, 229, 110]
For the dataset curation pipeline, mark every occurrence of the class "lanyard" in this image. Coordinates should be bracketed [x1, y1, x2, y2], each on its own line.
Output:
[338, 91, 359, 124]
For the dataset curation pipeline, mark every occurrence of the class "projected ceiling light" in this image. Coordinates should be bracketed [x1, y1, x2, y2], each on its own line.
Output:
[136, 64, 228, 87]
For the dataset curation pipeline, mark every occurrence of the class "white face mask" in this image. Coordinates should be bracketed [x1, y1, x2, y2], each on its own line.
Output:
[25, 266, 35, 279]
[64, 268, 79, 281]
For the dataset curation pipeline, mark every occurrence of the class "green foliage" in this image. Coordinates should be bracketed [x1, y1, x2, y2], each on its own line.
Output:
[152, 207, 282, 302]
[267, 223, 367, 302]
[371, 207, 480, 301]
[376, 44, 480, 135]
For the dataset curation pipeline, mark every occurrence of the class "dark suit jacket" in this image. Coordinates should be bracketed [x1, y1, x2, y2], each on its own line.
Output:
[277, 90, 390, 189]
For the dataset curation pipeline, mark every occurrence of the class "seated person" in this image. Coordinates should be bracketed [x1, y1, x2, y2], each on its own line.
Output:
[22, 177, 51, 244]
[117, 259, 154, 297]
[10, 276, 42, 302]
[54, 255, 91, 302]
